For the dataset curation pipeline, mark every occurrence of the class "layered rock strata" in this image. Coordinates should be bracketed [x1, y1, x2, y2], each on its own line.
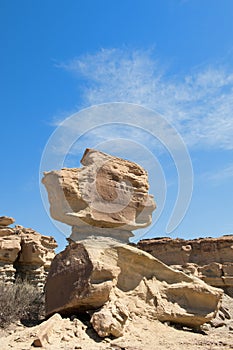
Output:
[0, 216, 57, 287]
[137, 236, 233, 297]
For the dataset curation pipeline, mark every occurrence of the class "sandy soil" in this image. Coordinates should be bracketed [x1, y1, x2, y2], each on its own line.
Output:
[1, 295, 233, 350]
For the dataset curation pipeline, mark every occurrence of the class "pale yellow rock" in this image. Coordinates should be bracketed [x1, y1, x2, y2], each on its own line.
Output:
[0, 236, 21, 262]
[137, 236, 233, 297]
[0, 217, 57, 287]
[91, 300, 129, 337]
[32, 313, 62, 347]
[45, 237, 223, 334]
[42, 148, 156, 237]
[43, 150, 223, 338]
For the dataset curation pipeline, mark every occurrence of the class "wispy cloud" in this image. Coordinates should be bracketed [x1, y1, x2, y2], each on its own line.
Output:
[60, 48, 233, 150]
[207, 163, 233, 183]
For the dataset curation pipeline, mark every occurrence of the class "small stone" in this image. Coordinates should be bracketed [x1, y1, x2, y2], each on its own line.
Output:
[0, 216, 15, 226]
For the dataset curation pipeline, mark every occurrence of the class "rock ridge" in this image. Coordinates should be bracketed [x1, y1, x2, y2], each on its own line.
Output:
[137, 235, 233, 297]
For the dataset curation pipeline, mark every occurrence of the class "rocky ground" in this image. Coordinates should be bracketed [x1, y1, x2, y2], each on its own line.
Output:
[1, 294, 233, 350]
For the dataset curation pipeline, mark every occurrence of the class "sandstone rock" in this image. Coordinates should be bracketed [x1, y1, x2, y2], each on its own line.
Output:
[45, 238, 222, 333]
[0, 216, 57, 287]
[91, 300, 129, 337]
[0, 236, 21, 282]
[0, 216, 15, 226]
[43, 149, 223, 337]
[32, 313, 62, 347]
[42, 148, 156, 240]
[137, 236, 233, 297]
[0, 227, 15, 236]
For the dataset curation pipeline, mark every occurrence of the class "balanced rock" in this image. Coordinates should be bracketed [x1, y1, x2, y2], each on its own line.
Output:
[137, 236, 233, 297]
[43, 149, 223, 337]
[0, 217, 57, 287]
[42, 148, 156, 242]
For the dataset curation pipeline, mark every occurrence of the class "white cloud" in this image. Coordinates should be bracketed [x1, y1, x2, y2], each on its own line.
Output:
[208, 164, 233, 182]
[61, 48, 233, 150]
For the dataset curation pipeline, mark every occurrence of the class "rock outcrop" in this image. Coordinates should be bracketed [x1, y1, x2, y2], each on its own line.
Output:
[43, 149, 223, 337]
[42, 148, 156, 242]
[46, 237, 222, 336]
[0, 216, 57, 288]
[137, 236, 233, 297]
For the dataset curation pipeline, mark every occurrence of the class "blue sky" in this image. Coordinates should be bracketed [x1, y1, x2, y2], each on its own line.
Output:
[1, 0, 233, 251]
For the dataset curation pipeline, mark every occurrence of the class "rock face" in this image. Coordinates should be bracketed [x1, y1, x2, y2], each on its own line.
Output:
[42, 148, 156, 242]
[43, 149, 223, 337]
[45, 238, 222, 336]
[137, 236, 233, 297]
[0, 216, 57, 287]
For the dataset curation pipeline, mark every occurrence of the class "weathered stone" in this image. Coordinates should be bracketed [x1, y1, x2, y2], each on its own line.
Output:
[91, 300, 129, 338]
[0, 216, 15, 226]
[0, 216, 57, 287]
[137, 236, 233, 297]
[0, 236, 21, 262]
[42, 148, 156, 239]
[32, 313, 62, 347]
[0, 227, 15, 236]
[45, 237, 222, 333]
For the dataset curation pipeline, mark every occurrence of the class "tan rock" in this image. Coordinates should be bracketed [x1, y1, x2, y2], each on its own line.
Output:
[137, 236, 233, 297]
[0, 227, 15, 236]
[0, 236, 21, 282]
[0, 216, 15, 226]
[42, 149, 224, 338]
[32, 313, 62, 347]
[91, 300, 129, 337]
[0, 218, 57, 287]
[42, 148, 156, 239]
[45, 238, 222, 333]
[0, 236, 21, 262]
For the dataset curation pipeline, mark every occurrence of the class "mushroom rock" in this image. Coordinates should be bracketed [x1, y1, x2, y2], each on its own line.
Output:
[43, 149, 223, 337]
[42, 148, 156, 242]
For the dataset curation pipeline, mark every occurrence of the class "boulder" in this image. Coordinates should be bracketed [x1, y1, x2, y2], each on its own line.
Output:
[0, 216, 15, 226]
[137, 236, 233, 297]
[32, 313, 63, 347]
[42, 148, 156, 240]
[45, 237, 222, 335]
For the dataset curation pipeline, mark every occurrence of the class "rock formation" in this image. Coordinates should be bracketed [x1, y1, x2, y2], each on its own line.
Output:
[42, 148, 156, 242]
[43, 149, 223, 337]
[137, 236, 233, 297]
[0, 216, 57, 288]
[46, 238, 222, 336]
